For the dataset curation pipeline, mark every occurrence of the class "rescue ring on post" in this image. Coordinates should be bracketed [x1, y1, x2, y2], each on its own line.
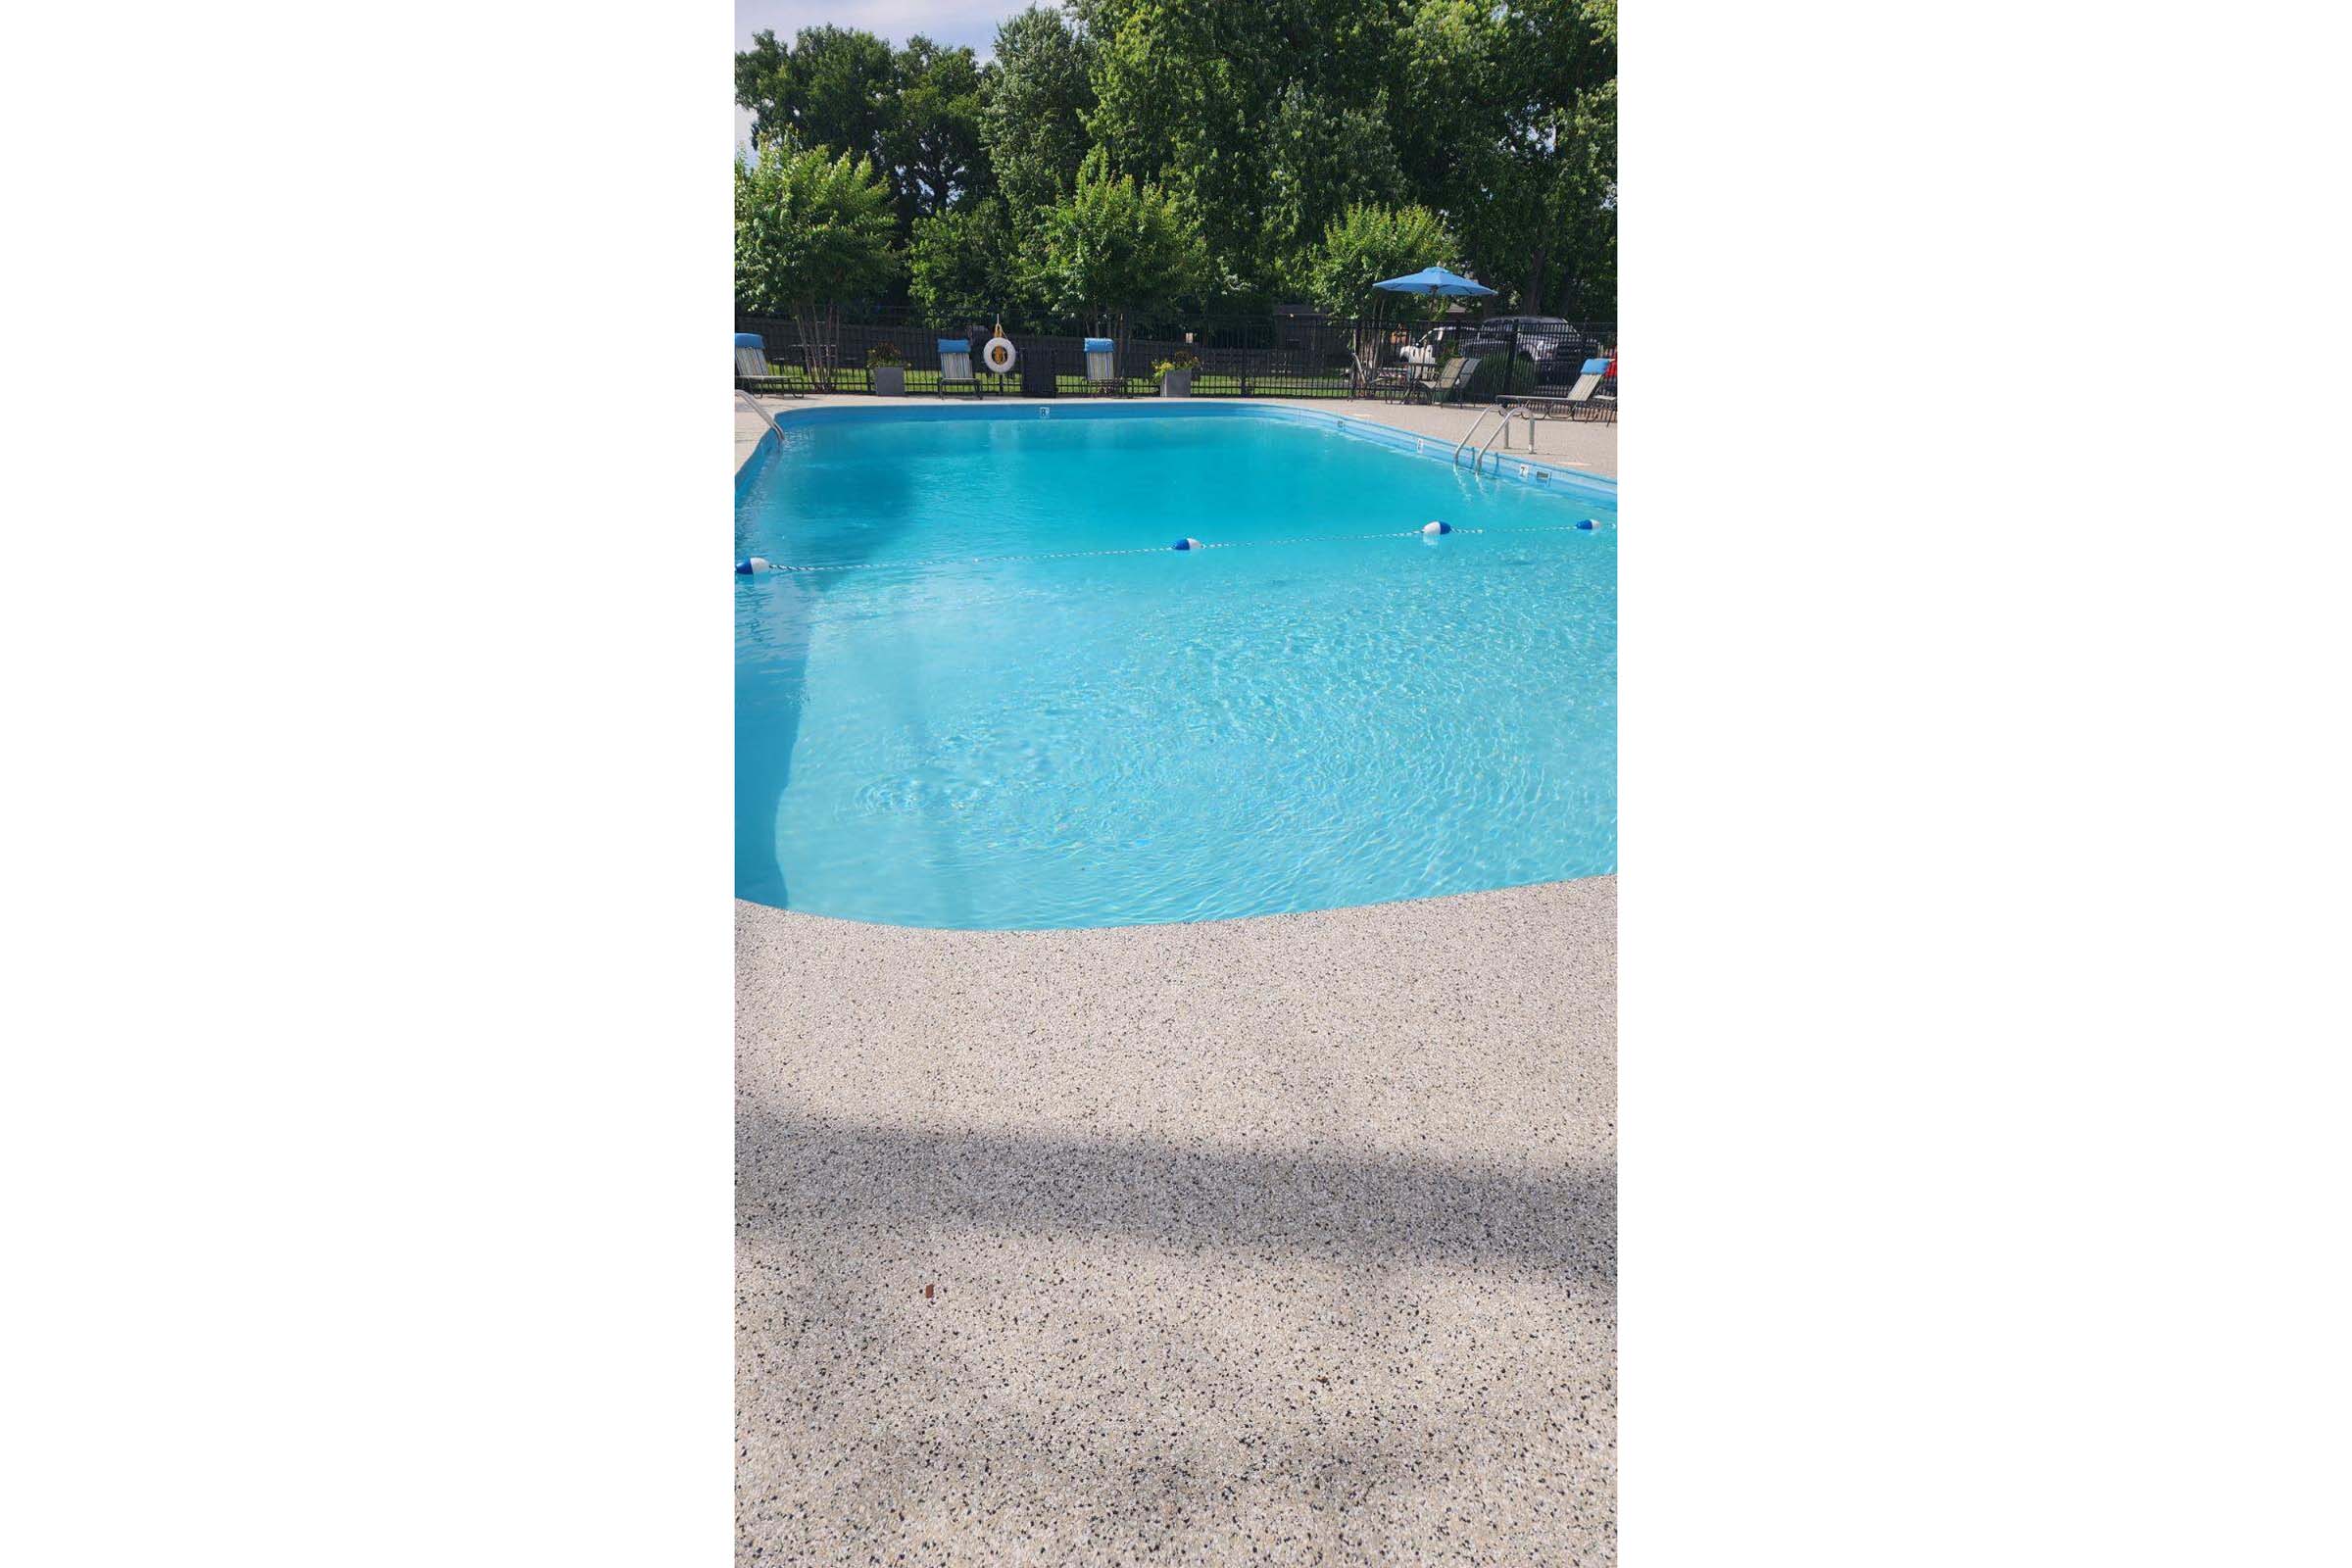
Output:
[981, 336, 1018, 374]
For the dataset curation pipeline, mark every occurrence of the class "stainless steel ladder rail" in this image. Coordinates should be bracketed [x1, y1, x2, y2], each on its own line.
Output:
[1452, 406, 1504, 468]
[1453, 405, 1536, 474]
[1473, 406, 1538, 474]
[737, 389, 789, 443]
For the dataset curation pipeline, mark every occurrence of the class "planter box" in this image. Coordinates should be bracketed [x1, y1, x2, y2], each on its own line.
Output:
[1159, 369, 1194, 398]
[871, 366, 906, 396]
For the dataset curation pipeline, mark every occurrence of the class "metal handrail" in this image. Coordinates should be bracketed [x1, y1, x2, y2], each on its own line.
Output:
[1474, 407, 1538, 474]
[1452, 407, 1502, 467]
[737, 390, 788, 442]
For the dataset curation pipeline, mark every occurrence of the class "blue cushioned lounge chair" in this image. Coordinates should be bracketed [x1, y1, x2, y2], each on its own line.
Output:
[937, 338, 979, 398]
[734, 332, 803, 396]
[1084, 337, 1123, 396]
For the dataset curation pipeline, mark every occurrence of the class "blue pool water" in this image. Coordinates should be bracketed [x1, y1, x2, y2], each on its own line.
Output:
[736, 404, 1615, 929]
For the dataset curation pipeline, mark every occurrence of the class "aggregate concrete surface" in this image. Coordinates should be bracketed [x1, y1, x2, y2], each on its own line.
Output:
[737, 876, 1615, 1565]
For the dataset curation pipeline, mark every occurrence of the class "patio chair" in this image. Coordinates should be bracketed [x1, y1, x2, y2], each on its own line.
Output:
[1084, 337, 1123, 396]
[734, 332, 803, 397]
[936, 337, 980, 398]
[1548, 358, 1615, 420]
[1408, 355, 1482, 405]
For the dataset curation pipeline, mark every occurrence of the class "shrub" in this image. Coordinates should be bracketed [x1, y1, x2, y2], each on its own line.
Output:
[867, 342, 906, 367]
[1465, 356, 1538, 402]
[1152, 348, 1200, 377]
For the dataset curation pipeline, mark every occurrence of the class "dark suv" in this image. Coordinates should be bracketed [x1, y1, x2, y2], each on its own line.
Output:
[1463, 316, 1601, 367]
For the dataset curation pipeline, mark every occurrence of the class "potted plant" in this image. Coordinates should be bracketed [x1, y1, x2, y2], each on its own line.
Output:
[1154, 348, 1199, 398]
[867, 341, 907, 396]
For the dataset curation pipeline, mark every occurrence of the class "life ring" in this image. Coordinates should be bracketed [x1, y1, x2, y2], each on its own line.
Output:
[981, 336, 1018, 374]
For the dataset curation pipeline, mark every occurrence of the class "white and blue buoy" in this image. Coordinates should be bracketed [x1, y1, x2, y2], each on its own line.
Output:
[1422, 519, 1452, 535]
[1576, 517, 1603, 531]
[1171, 537, 1203, 552]
[736, 556, 774, 573]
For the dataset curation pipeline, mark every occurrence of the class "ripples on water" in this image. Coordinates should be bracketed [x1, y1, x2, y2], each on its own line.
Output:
[736, 409, 1615, 929]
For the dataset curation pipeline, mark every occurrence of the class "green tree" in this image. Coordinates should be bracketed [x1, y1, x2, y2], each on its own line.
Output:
[1263, 85, 1407, 287]
[734, 29, 795, 144]
[982, 7, 1097, 214]
[1487, 0, 1617, 312]
[732, 0, 1618, 324]
[1305, 202, 1461, 318]
[734, 142, 899, 385]
[907, 198, 1030, 323]
[884, 36, 991, 223]
[1079, 0, 1285, 303]
[734, 25, 897, 171]
[1024, 172, 1206, 332]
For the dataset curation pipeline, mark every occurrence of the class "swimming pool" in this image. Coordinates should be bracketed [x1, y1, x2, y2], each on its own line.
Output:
[736, 403, 1614, 929]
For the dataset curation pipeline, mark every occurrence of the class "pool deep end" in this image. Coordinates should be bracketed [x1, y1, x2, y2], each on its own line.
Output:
[736, 404, 1615, 929]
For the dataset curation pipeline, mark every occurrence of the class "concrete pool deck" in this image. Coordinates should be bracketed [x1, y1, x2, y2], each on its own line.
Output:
[736, 393, 1616, 1564]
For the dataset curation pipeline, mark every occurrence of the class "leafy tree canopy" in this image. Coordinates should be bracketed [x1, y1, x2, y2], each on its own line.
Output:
[734, 0, 1615, 318]
[1024, 172, 1206, 325]
[733, 141, 899, 314]
[883, 36, 991, 222]
[908, 198, 1030, 322]
[982, 7, 1097, 214]
[1305, 202, 1462, 318]
[736, 25, 895, 171]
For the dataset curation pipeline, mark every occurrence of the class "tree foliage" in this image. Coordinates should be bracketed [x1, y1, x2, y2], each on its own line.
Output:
[1024, 173, 1206, 325]
[736, 26, 895, 171]
[983, 7, 1096, 214]
[737, 26, 991, 235]
[1305, 203, 1461, 318]
[907, 198, 1028, 322]
[733, 0, 1616, 318]
[883, 36, 990, 222]
[733, 141, 898, 314]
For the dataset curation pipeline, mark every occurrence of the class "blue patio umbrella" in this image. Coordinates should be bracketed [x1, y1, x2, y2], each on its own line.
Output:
[1372, 266, 1497, 300]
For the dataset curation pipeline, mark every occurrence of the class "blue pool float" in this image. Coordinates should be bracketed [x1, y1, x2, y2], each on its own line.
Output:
[1171, 538, 1203, 552]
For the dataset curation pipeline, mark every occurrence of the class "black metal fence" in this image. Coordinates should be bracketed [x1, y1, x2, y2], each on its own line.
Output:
[736, 309, 1615, 407]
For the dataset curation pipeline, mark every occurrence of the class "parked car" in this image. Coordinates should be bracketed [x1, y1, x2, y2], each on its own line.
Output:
[1462, 316, 1603, 367]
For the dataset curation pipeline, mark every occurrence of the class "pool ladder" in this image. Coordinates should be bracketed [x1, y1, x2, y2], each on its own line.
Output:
[1451, 405, 1538, 474]
[737, 389, 789, 442]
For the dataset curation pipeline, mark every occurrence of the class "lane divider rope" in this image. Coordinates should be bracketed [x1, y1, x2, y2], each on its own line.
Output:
[753, 521, 1609, 575]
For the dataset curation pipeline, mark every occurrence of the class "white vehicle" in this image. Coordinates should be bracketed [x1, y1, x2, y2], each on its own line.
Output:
[1397, 326, 1461, 368]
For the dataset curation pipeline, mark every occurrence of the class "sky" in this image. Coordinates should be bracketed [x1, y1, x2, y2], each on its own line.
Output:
[735, 1, 1040, 149]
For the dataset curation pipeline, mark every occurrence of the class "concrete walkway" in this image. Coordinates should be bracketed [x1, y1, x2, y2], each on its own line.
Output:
[736, 392, 1616, 1563]
[738, 880, 1615, 1565]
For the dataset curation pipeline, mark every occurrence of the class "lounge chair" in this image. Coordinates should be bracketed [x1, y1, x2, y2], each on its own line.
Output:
[937, 337, 980, 398]
[734, 332, 803, 396]
[1505, 360, 1618, 425]
[1523, 359, 1616, 421]
[1562, 357, 1611, 406]
[1407, 355, 1481, 405]
[1084, 337, 1123, 396]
